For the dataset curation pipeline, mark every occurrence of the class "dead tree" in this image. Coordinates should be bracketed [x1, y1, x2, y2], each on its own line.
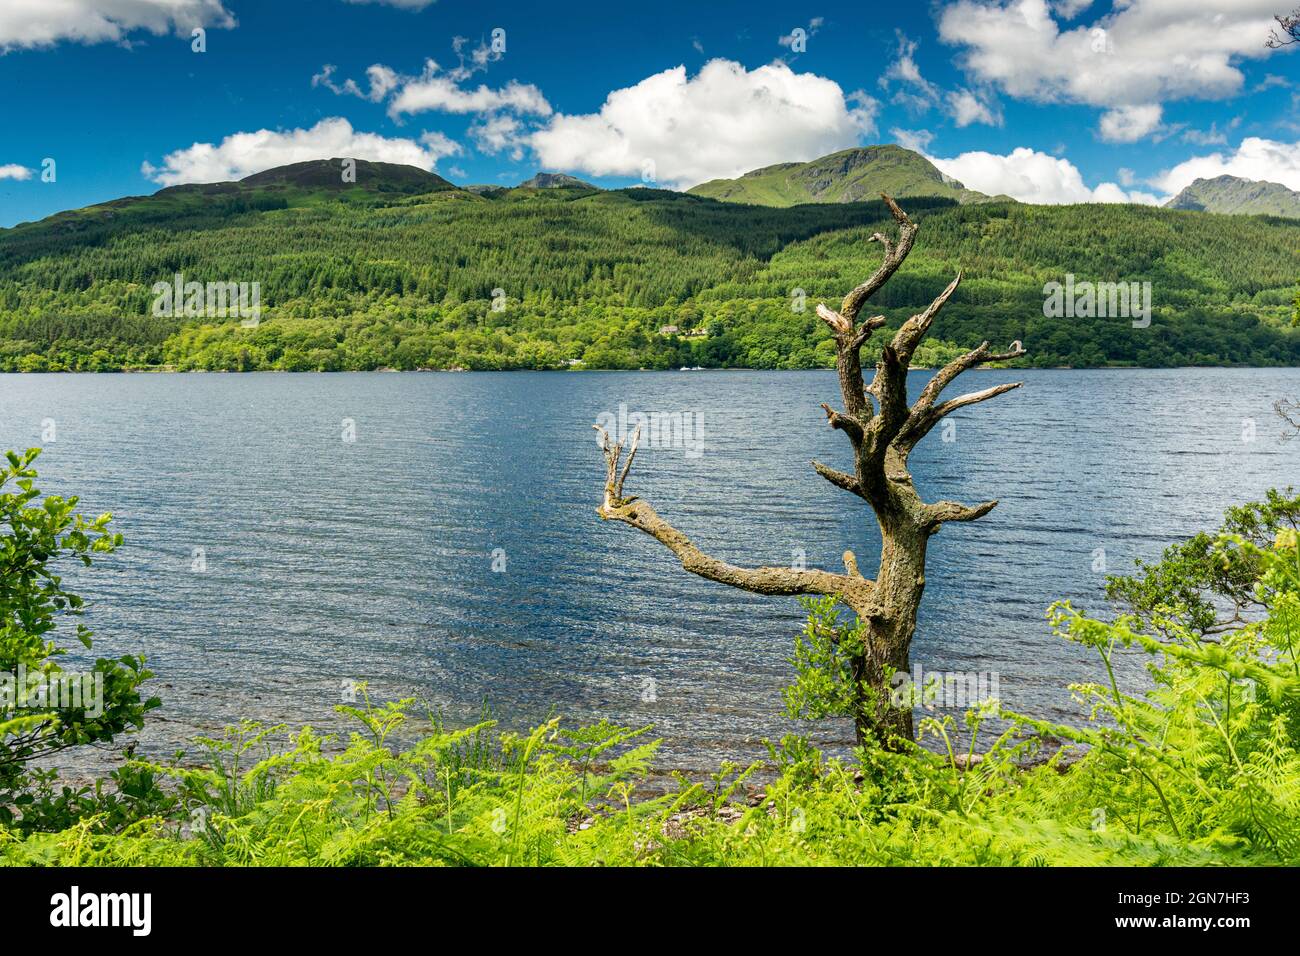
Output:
[594, 195, 1025, 749]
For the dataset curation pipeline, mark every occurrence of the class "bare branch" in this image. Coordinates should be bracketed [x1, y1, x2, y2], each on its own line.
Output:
[891, 271, 962, 363]
[866, 344, 911, 440]
[850, 315, 887, 351]
[595, 424, 641, 508]
[911, 340, 1027, 421]
[840, 194, 918, 326]
[595, 429, 881, 611]
[932, 381, 1023, 420]
[816, 302, 850, 335]
[896, 381, 1023, 452]
[820, 403, 864, 443]
[925, 499, 998, 530]
[812, 459, 864, 497]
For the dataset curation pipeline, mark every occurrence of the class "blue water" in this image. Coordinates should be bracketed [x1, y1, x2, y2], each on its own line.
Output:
[1, 369, 1297, 772]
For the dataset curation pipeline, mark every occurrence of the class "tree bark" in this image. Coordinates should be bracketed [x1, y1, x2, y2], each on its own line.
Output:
[595, 195, 1025, 750]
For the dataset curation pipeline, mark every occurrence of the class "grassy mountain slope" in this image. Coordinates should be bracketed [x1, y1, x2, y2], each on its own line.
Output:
[1, 162, 1298, 372]
[1165, 175, 1300, 218]
[687, 146, 992, 207]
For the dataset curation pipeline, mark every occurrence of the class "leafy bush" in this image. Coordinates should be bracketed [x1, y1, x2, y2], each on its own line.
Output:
[0, 449, 158, 831]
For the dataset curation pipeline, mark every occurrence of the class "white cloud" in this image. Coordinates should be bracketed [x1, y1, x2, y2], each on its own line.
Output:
[946, 88, 1001, 127]
[389, 74, 550, 119]
[1150, 136, 1300, 195]
[881, 30, 941, 112]
[928, 145, 1159, 204]
[470, 114, 525, 159]
[1098, 104, 1163, 142]
[447, 35, 501, 81]
[528, 59, 877, 190]
[317, 57, 549, 122]
[0, 164, 32, 180]
[1180, 117, 1240, 146]
[938, 0, 1286, 140]
[141, 117, 459, 186]
[0, 0, 234, 51]
[881, 30, 1004, 129]
[418, 130, 461, 159]
[312, 63, 399, 103]
[1253, 74, 1291, 93]
[1051, 0, 1092, 16]
[891, 129, 935, 153]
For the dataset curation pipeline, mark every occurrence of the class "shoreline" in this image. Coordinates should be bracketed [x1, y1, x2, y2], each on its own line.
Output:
[2, 364, 1295, 375]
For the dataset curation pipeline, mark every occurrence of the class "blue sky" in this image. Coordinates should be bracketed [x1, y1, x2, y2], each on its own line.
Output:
[1, 0, 1297, 226]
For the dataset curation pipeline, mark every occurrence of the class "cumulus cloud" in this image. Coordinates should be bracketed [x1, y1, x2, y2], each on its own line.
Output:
[1150, 136, 1300, 195]
[528, 59, 877, 190]
[0, 164, 32, 180]
[470, 114, 525, 159]
[938, 0, 1285, 140]
[389, 74, 550, 119]
[1098, 104, 1163, 143]
[946, 88, 1002, 127]
[0, 0, 234, 51]
[141, 117, 459, 186]
[928, 146, 1159, 204]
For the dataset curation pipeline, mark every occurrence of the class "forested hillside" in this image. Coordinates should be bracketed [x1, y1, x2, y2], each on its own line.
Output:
[1, 163, 1298, 371]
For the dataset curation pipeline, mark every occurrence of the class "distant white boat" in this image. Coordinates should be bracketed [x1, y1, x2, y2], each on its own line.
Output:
[679, 366, 704, 371]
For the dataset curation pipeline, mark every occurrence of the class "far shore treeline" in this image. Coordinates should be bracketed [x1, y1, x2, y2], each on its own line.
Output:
[1, 176, 1299, 373]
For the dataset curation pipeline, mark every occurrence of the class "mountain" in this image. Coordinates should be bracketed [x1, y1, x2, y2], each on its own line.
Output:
[236, 158, 454, 193]
[1, 160, 1299, 373]
[1165, 175, 1300, 218]
[518, 172, 596, 190]
[687, 145, 995, 207]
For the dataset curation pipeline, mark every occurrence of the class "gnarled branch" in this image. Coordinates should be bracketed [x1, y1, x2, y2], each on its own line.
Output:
[812, 459, 864, 497]
[839, 195, 918, 326]
[595, 426, 881, 613]
[891, 271, 962, 365]
[914, 340, 1026, 418]
[820, 403, 864, 443]
[896, 381, 1023, 452]
[924, 499, 998, 531]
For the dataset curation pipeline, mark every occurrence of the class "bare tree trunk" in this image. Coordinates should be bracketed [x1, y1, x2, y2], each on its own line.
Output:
[594, 195, 1025, 750]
